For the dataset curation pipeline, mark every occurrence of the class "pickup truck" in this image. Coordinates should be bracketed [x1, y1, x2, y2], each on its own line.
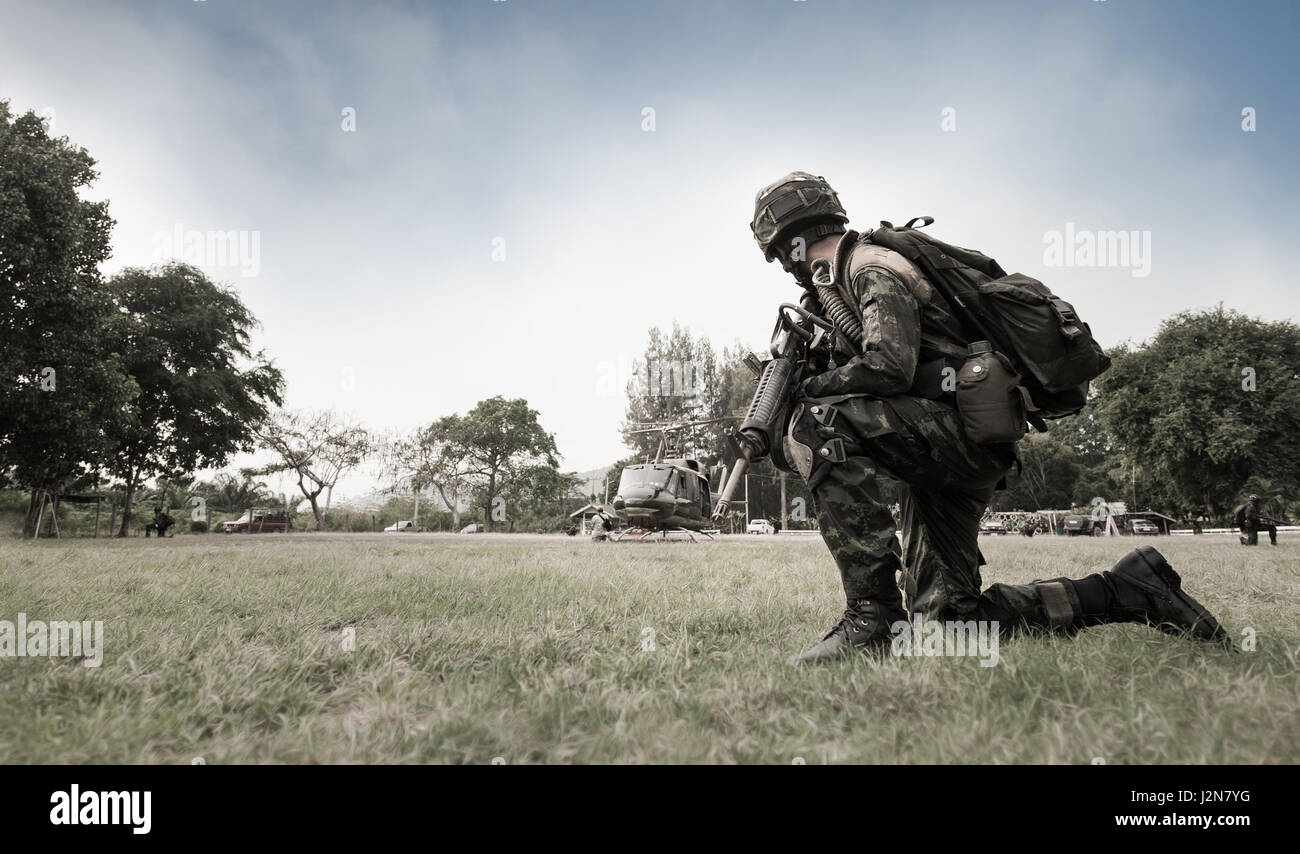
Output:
[383, 521, 426, 533]
[218, 508, 289, 533]
[746, 519, 775, 535]
[1063, 514, 1104, 536]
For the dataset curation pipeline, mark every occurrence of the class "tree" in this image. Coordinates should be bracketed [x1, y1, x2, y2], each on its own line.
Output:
[248, 409, 372, 530]
[105, 262, 284, 536]
[383, 420, 478, 532]
[446, 397, 560, 533]
[0, 101, 135, 536]
[997, 429, 1080, 511]
[199, 472, 276, 514]
[623, 323, 731, 464]
[508, 464, 584, 531]
[138, 475, 199, 514]
[1094, 306, 1300, 518]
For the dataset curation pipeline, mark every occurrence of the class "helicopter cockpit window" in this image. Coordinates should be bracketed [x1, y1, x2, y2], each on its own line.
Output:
[619, 467, 674, 493]
[654, 468, 676, 494]
[618, 468, 644, 493]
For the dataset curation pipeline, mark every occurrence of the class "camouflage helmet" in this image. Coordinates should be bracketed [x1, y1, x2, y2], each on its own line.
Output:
[751, 171, 849, 261]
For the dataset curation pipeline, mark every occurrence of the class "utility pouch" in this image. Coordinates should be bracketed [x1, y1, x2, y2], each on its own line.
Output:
[954, 341, 1029, 444]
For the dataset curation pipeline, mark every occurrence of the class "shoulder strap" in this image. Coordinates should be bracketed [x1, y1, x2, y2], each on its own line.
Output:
[867, 223, 1009, 345]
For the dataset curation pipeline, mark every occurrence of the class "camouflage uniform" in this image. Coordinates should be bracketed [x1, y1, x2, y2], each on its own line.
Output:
[750, 175, 1228, 658]
[785, 231, 1090, 632]
[1240, 498, 1278, 546]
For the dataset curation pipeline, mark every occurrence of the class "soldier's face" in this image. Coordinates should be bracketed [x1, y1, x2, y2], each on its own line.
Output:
[771, 245, 811, 284]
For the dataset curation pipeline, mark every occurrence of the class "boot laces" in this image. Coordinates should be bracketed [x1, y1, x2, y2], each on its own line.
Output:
[825, 601, 876, 640]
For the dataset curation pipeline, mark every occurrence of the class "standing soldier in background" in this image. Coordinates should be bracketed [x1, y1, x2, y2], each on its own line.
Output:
[591, 506, 614, 542]
[748, 171, 1229, 663]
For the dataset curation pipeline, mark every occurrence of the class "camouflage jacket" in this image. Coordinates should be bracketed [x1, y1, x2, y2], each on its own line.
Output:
[802, 230, 968, 399]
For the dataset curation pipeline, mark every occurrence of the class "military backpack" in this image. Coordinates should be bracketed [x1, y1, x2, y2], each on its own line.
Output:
[864, 218, 1111, 433]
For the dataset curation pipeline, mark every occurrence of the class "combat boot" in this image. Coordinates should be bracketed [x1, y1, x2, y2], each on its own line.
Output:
[788, 594, 905, 665]
[1099, 546, 1229, 645]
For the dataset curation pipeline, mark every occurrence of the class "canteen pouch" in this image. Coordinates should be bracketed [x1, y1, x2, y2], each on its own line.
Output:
[955, 349, 1028, 444]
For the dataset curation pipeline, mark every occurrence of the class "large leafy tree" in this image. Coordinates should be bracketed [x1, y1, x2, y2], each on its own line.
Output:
[497, 464, 584, 532]
[384, 420, 478, 532]
[623, 323, 731, 464]
[248, 409, 373, 530]
[443, 397, 560, 532]
[1094, 306, 1300, 518]
[106, 263, 284, 535]
[0, 101, 135, 536]
[998, 430, 1080, 511]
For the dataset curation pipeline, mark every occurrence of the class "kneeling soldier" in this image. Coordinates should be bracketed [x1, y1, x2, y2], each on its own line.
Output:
[750, 172, 1229, 663]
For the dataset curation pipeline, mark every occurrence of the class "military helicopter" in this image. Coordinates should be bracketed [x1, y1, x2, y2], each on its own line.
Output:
[610, 419, 734, 541]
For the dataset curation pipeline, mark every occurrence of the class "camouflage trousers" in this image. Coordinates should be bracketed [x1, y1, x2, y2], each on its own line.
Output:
[787, 393, 1087, 629]
[1240, 524, 1277, 546]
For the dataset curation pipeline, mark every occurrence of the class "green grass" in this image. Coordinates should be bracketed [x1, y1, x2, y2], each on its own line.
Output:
[0, 532, 1295, 764]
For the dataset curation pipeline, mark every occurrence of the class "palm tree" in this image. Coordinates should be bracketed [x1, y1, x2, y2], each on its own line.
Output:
[204, 473, 274, 514]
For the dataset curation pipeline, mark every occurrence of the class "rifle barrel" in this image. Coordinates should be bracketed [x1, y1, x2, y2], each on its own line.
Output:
[712, 458, 749, 522]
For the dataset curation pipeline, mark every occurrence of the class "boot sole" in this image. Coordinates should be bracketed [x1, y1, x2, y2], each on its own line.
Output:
[1135, 547, 1231, 646]
[788, 636, 893, 666]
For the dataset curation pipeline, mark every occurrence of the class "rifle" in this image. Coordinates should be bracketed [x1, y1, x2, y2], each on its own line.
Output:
[712, 296, 838, 522]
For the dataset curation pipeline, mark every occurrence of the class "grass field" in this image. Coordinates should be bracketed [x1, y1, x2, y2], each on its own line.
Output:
[0, 532, 1295, 764]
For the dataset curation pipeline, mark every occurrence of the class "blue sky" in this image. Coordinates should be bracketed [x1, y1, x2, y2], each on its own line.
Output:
[3, 0, 1296, 499]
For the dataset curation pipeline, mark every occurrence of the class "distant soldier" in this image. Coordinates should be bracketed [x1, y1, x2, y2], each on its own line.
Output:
[1237, 495, 1278, 546]
[144, 506, 174, 538]
[591, 506, 614, 542]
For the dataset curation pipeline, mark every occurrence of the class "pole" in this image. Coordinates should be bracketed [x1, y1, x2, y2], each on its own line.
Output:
[779, 472, 788, 530]
[744, 474, 750, 527]
[33, 490, 46, 539]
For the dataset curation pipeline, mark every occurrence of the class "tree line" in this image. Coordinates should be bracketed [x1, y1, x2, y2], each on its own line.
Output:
[620, 314, 1300, 526]
[5, 100, 1297, 535]
[1, 101, 582, 536]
